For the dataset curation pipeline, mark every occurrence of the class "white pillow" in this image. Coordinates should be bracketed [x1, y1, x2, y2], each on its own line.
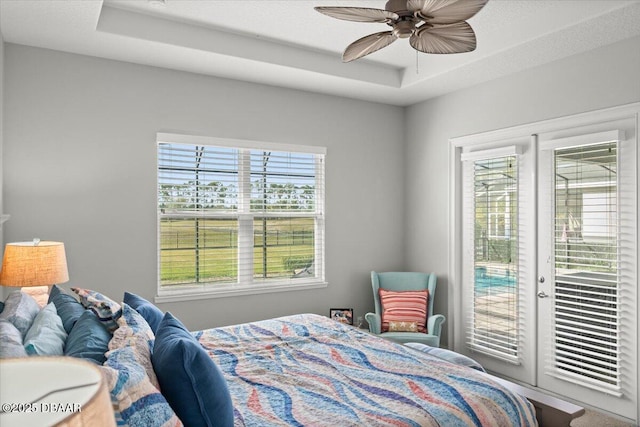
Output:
[23, 302, 67, 356]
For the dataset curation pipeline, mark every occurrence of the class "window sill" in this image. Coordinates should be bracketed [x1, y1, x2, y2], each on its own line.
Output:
[154, 280, 328, 303]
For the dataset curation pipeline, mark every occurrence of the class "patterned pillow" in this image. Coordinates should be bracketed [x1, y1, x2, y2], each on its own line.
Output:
[102, 303, 181, 426]
[23, 302, 67, 356]
[0, 319, 27, 358]
[388, 321, 419, 332]
[124, 292, 164, 333]
[110, 303, 158, 388]
[0, 290, 41, 338]
[72, 287, 122, 332]
[101, 346, 182, 427]
[379, 288, 429, 333]
[110, 303, 154, 346]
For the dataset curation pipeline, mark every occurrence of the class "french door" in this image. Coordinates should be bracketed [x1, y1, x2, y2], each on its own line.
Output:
[536, 120, 637, 419]
[453, 106, 638, 421]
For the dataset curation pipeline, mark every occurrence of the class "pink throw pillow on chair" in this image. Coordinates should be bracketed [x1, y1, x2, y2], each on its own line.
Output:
[379, 289, 429, 333]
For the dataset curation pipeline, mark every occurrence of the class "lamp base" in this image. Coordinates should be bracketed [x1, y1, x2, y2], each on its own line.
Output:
[20, 285, 50, 307]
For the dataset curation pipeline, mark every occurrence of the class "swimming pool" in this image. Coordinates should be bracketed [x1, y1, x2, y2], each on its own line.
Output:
[475, 267, 517, 291]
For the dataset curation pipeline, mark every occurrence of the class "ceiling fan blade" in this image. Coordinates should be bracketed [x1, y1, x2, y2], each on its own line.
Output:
[410, 22, 477, 54]
[406, 0, 428, 13]
[343, 31, 397, 62]
[314, 7, 398, 23]
[410, 0, 488, 24]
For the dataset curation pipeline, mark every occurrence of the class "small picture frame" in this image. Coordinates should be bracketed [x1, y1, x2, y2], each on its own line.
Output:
[330, 308, 354, 325]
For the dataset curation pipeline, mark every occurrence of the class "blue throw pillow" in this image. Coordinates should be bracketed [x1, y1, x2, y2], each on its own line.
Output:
[152, 313, 234, 427]
[64, 310, 111, 364]
[48, 284, 63, 301]
[48, 285, 85, 334]
[123, 292, 163, 333]
[0, 301, 4, 314]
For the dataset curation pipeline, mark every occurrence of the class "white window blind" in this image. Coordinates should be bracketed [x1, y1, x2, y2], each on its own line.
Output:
[549, 139, 624, 393]
[462, 148, 524, 363]
[157, 135, 325, 295]
[454, 106, 638, 417]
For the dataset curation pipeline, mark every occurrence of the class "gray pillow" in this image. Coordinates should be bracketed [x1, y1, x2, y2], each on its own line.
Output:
[0, 290, 41, 338]
[0, 319, 28, 358]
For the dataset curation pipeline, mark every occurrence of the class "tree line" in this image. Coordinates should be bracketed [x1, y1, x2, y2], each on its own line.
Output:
[159, 181, 315, 211]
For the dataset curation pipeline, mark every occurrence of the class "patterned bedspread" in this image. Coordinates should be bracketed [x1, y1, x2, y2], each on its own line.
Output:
[196, 313, 537, 427]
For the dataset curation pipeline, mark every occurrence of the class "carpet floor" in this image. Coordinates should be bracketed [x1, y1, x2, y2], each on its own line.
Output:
[570, 408, 637, 427]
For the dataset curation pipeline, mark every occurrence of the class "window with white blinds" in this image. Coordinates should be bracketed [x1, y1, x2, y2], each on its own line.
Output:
[157, 134, 325, 298]
[550, 139, 623, 392]
[462, 148, 523, 363]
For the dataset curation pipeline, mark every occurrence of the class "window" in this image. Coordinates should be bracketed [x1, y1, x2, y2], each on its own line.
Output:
[156, 133, 326, 300]
[461, 148, 522, 363]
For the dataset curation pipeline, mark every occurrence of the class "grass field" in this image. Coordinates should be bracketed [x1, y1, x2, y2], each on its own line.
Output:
[160, 217, 314, 285]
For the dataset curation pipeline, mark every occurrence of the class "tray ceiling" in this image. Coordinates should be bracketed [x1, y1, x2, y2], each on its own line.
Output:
[1, 0, 639, 106]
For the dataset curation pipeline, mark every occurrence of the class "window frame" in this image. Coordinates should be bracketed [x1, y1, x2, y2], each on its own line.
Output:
[155, 133, 327, 303]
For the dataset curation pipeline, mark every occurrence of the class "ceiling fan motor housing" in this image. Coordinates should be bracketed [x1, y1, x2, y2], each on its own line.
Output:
[392, 20, 415, 38]
[386, 0, 419, 38]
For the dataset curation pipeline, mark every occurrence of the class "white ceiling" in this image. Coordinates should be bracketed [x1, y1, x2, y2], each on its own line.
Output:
[1, 0, 640, 106]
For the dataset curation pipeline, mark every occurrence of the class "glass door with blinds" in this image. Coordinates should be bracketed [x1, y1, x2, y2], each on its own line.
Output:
[469, 155, 519, 361]
[460, 142, 537, 384]
[537, 123, 637, 419]
[454, 107, 638, 421]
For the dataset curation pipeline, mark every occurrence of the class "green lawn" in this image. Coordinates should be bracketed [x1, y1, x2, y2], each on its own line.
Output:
[160, 217, 314, 285]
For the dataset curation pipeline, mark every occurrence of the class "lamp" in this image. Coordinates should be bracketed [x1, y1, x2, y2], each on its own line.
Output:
[0, 239, 69, 297]
[0, 356, 116, 426]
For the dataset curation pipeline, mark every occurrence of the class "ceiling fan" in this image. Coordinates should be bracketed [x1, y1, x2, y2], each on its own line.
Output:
[315, 0, 488, 62]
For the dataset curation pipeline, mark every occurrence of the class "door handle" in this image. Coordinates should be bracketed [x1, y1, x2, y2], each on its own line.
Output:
[537, 291, 549, 298]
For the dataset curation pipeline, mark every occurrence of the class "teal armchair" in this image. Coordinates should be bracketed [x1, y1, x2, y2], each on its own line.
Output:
[365, 271, 445, 347]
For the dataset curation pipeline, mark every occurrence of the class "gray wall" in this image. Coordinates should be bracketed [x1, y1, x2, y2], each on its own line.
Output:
[3, 44, 405, 331]
[404, 35, 640, 347]
[4, 35, 640, 338]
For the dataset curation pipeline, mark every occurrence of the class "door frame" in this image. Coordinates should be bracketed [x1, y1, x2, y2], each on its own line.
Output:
[449, 102, 640, 423]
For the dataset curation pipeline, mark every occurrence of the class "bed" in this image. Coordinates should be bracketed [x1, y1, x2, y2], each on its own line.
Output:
[1, 288, 540, 426]
[197, 313, 537, 426]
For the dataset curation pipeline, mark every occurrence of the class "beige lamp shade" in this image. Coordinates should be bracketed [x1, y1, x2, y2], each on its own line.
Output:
[0, 241, 69, 287]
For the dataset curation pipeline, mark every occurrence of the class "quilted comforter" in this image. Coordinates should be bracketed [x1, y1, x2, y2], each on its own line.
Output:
[196, 313, 537, 427]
